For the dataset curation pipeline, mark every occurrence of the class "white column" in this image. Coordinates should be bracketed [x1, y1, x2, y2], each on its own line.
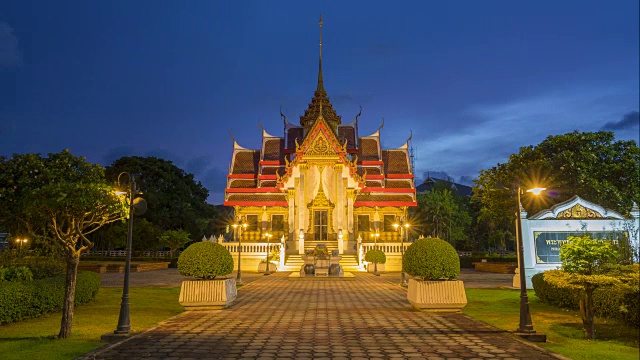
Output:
[298, 172, 305, 254]
[288, 190, 295, 247]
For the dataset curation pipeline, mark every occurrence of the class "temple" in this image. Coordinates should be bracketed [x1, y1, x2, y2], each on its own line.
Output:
[224, 17, 416, 259]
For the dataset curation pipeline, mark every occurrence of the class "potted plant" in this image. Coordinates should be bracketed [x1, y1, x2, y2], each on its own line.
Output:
[404, 238, 467, 312]
[365, 249, 386, 273]
[258, 247, 279, 273]
[177, 242, 236, 310]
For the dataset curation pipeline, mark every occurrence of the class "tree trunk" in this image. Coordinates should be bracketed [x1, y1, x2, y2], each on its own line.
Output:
[58, 252, 79, 339]
[582, 288, 595, 340]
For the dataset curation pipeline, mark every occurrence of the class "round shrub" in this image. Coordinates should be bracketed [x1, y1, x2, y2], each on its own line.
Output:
[364, 249, 386, 264]
[178, 242, 233, 280]
[403, 238, 460, 280]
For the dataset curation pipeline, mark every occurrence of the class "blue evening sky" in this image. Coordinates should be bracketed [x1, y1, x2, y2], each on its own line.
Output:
[1, 1, 638, 203]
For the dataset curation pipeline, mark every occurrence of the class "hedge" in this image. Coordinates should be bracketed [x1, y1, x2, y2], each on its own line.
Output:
[0, 271, 101, 324]
[532, 272, 640, 328]
[459, 256, 517, 268]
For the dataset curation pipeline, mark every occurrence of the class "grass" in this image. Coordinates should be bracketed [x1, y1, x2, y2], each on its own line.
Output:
[464, 289, 639, 360]
[0, 287, 183, 360]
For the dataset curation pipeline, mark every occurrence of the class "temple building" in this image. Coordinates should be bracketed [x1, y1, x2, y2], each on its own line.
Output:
[224, 17, 416, 257]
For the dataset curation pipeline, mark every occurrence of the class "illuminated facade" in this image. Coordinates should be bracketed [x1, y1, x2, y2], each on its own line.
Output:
[224, 18, 416, 255]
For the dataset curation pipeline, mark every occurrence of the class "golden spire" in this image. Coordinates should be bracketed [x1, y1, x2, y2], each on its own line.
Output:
[317, 14, 325, 95]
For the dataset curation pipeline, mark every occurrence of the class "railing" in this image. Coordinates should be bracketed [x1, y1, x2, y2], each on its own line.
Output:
[84, 250, 173, 257]
[221, 241, 286, 270]
[357, 241, 411, 268]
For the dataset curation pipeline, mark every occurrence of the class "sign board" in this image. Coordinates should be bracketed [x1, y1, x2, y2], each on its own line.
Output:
[518, 195, 639, 289]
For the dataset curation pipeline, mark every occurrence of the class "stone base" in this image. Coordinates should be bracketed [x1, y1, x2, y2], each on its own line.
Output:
[407, 279, 467, 312]
[514, 332, 547, 342]
[367, 263, 386, 273]
[100, 332, 132, 343]
[257, 262, 278, 273]
[179, 278, 237, 310]
[513, 268, 520, 288]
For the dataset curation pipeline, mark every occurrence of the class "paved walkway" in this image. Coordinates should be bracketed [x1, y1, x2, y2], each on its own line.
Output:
[85, 273, 559, 360]
[100, 269, 265, 288]
[100, 268, 514, 289]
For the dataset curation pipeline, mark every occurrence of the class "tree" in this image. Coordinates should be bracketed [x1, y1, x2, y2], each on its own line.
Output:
[95, 218, 162, 252]
[416, 188, 472, 248]
[473, 131, 640, 247]
[104, 157, 221, 240]
[0, 150, 126, 338]
[159, 229, 191, 257]
[544, 235, 638, 340]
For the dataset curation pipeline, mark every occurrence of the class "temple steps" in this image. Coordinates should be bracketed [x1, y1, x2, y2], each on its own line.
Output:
[281, 254, 362, 272]
[303, 240, 339, 252]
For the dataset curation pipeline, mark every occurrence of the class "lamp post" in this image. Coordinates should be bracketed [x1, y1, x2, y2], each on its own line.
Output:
[370, 230, 380, 276]
[234, 218, 248, 285]
[393, 218, 410, 287]
[113, 172, 144, 335]
[514, 186, 546, 341]
[264, 230, 273, 276]
[15, 238, 28, 257]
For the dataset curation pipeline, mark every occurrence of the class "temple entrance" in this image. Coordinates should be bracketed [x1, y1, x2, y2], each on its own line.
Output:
[313, 210, 328, 241]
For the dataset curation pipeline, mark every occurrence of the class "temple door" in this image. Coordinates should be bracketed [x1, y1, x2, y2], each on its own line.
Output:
[314, 210, 328, 241]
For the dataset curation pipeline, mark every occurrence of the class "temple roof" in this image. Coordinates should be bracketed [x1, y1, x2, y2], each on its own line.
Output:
[224, 18, 416, 208]
[299, 15, 341, 132]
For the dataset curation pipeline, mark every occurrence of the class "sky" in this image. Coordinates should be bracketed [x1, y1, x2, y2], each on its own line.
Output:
[1, 1, 638, 204]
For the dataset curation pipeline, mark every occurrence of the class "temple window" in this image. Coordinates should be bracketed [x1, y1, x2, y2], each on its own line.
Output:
[357, 215, 370, 232]
[272, 214, 285, 231]
[383, 214, 396, 232]
[245, 215, 259, 231]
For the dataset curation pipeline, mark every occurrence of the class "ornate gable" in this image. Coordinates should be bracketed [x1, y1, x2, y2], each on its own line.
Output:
[297, 115, 346, 161]
[529, 195, 626, 220]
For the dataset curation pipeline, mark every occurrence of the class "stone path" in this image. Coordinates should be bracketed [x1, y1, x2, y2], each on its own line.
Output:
[84, 273, 560, 360]
[100, 268, 514, 289]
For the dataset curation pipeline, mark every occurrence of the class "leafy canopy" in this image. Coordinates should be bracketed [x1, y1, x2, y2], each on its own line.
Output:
[473, 131, 639, 233]
[105, 156, 221, 241]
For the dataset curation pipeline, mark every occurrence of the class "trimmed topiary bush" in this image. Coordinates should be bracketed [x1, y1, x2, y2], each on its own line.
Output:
[364, 249, 386, 264]
[0, 271, 101, 324]
[178, 242, 233, 280]
[404, 238, 460, 280]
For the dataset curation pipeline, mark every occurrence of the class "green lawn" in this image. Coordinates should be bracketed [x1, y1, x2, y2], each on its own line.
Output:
[464, 289, 639, 360]
[0, 287, 183, 360]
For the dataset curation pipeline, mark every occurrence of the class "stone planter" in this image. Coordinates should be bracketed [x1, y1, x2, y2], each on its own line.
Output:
[179, 278, 237, 310]
[367, 263, 386, 273]
[258, 262, 278, 273]
[406, 279, 467, 312]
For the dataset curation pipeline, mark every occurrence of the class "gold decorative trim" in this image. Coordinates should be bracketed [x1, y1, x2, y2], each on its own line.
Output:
[306, 182, 335, 234]
[556, 203, 603, 219]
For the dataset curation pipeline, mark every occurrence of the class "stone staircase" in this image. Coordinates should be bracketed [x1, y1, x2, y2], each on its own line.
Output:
[281, 254, 362, 272]
[303, 240, 339, 252]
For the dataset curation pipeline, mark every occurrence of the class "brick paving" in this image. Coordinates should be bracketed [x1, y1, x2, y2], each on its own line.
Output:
[83, 273, 561, 360]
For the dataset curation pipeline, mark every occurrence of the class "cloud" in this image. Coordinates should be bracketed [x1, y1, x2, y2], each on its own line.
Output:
[0, 21, 22, 68]
[413, 85, 636, 180]
[601, 111, 640, 131]
[185, 156, 212, 175]
[103, 146, 135, 165]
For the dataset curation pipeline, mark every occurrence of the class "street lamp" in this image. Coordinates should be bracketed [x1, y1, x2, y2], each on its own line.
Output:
[393, 218, 410, 286]
[15, 238, 28, 257]
[233, 218, 248, 285]
[514, 185, 546, 341]
[113, 172, 145, 336]
[264, 228, 273, 276]
[369, 229, 380, 276]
